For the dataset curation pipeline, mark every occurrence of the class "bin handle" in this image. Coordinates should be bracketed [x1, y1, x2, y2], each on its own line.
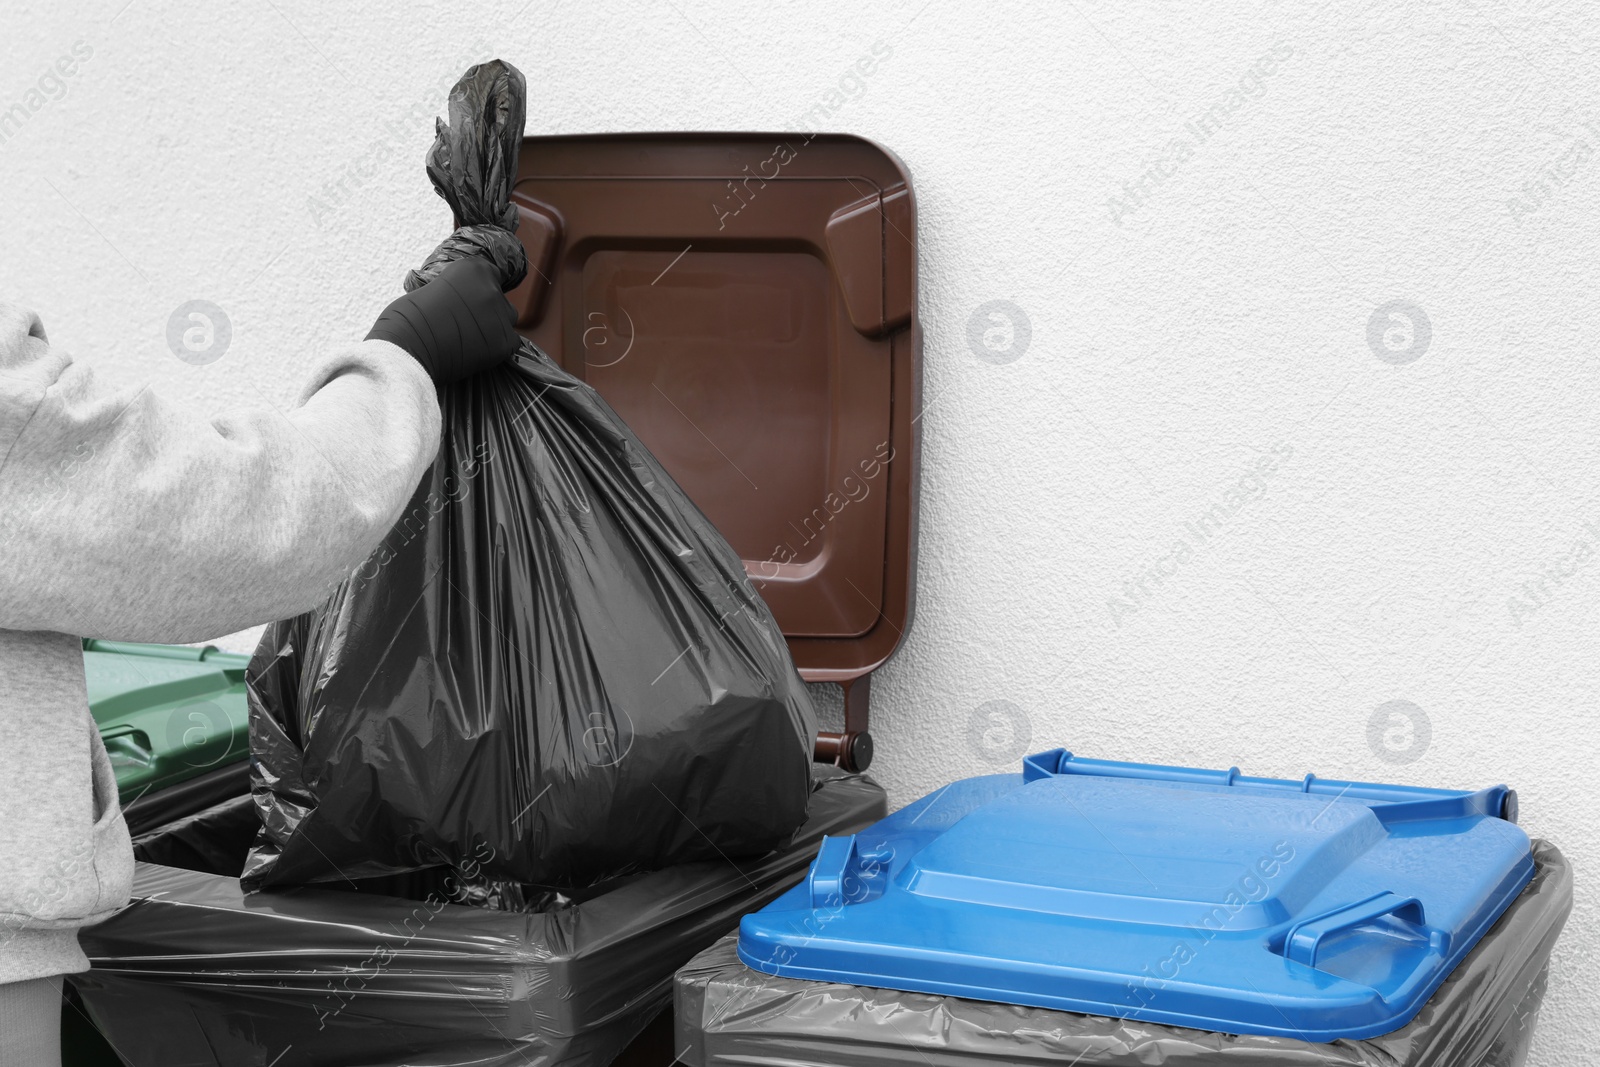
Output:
[1284, 892, 1429, 969]
[807, 835, 895, 908]
[98, 724, 154, 769]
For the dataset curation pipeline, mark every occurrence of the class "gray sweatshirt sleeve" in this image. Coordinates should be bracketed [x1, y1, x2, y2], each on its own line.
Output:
[0, 301, 442, 642]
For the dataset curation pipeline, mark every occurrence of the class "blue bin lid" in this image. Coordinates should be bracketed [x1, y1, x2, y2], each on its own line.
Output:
[738, 748, 1534, 1042]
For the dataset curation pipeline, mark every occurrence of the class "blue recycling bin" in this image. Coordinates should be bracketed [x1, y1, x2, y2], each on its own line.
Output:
[676, 748, 1571, 1066]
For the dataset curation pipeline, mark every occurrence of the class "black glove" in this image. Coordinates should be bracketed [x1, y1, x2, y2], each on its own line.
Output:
[367, 257, 521, 384]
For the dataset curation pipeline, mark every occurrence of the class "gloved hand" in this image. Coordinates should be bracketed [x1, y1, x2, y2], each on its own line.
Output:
[367, 256, 521, 384]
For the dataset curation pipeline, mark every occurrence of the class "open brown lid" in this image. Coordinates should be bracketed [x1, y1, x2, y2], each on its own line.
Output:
[508, 133, 920, 696]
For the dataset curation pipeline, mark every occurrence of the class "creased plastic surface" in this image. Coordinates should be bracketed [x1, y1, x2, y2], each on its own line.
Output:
[129, 792, 257, 877]
[243, 59, 818, 891]
[676, 840, 1571, 1067]
[74, 767, 887, 1067]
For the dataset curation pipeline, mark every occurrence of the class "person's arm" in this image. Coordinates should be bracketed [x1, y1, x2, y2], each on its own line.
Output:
[0, 301, 441, 642]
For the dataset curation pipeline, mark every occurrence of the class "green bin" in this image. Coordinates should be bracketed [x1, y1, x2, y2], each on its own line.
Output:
[82, 638, 253, 835]
[67, 640, 255, 1065]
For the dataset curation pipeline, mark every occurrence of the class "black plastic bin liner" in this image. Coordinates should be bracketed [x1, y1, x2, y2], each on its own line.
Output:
[73, 766, 887, 1067]
[128, 792, 256, 876]
[675, 840, 1572, 1067]
[244, 58, 818, 892]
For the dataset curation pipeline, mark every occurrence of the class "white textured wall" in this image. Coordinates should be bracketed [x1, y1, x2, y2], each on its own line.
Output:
[4, 1, 1596, 1060]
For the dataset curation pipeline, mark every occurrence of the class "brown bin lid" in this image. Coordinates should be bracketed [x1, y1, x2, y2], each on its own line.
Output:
[508, 133, 919, 689]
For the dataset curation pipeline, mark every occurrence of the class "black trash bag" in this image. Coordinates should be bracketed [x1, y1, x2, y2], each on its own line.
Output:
[77, 769, 888, 1067]
[242, 59, 817, 891]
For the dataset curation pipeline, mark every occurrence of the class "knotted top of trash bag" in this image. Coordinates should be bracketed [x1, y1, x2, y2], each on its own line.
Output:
[404, 59, 530, 294]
